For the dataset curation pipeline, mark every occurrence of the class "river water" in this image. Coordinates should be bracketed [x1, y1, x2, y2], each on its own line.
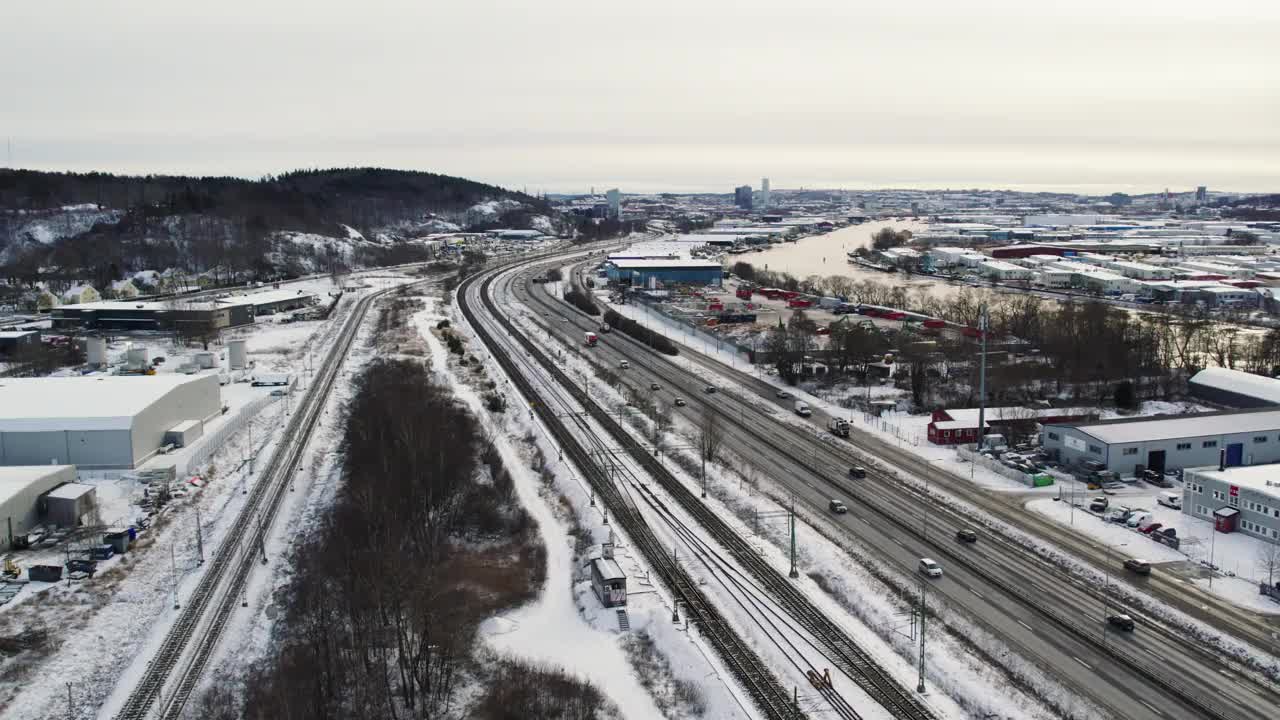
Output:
[724, 219, 961, 294]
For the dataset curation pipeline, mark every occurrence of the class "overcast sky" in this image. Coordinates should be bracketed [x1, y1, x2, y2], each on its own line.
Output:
[2, 0, 1276, 193]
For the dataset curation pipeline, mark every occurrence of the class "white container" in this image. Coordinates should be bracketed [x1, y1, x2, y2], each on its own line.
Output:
[126, 346, 149, 370]
[195, 351, 216, 369]
[85, 337, 107, 366]
[228, 340, 248, 370]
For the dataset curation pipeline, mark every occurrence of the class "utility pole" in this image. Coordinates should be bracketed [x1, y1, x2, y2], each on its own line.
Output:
[788, 497, 799, 579]
[170, 544, 180, 610]
[195, 506, 204, 565]
[917, 581, 927, 693]
[65, 682, 72, 720]
[976, 304, 989, 451]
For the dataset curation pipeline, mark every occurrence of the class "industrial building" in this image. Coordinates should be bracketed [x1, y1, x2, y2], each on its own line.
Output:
[606, 258, 723, 288]
[0, 374, 221, 469]
[1043, 408, 1280, 475]
[1182, 464, 1280, 542]
[1189, 368, 1280, 408]
[0, 465, 77, 550]
[52, 289, 318, 332]
[45, 483, 98, 528]
[0, 330, 41, 357]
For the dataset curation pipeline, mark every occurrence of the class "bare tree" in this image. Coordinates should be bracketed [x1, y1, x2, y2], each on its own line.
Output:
[696, 407, 723, 497]
[1257, 540, 1280, 589]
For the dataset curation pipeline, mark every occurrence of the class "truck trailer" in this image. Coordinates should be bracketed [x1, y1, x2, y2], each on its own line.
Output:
[827, 417, 850, 437]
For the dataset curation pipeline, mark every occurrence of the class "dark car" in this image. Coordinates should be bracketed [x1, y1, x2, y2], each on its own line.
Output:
[1107, 614, 1135, 632]
[956, 528, 978, 543]
[650, 383, 661, 391]
[848, 466, 867, 479]
[828, 499, 848, 514]
[1123, 558, 1152, 575]
[704, 385, 717, 394]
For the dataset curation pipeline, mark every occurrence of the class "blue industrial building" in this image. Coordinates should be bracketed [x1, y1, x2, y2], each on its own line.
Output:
[605, 259, 723, 288]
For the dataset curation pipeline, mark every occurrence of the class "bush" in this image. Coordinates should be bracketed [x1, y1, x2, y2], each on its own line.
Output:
[564, 288, 600, 316]
[545, 268, 563, 282]
[484, 392, 507, 413]
[474, 659, 612, 719]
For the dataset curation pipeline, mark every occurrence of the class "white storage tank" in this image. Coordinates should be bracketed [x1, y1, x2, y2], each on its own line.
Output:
[126, 346, 149, 370]
[85, 337, 107, 367]
[195, 351, 216, 369]
[228, 340, 248, 370]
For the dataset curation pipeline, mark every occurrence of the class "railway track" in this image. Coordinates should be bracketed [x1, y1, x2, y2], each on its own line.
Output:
[461, 255, 807, 719]
[530, 258, 1273, 720]
[113, 280, 416, 720]
[479, 261, 937, 720]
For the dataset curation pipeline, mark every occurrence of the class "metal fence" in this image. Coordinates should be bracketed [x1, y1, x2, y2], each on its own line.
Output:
[626, 295, 755, 364]
[184, 393, 280, 474]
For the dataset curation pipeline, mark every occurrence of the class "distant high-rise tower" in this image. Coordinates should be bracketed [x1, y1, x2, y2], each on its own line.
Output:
[760, 178, 770, 209]
[606, 188, 621, 219]
[1196, 186, 1208, 203]
[734, 184, 754, 210]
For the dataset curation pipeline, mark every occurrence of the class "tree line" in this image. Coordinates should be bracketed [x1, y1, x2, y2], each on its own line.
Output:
[197, 358, 572, 719]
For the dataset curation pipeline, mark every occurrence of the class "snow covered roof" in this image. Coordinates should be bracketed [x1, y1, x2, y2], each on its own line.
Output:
[46, 482, 95, 501]
[1058, 409, 1280, 446]
[59, 300, 169, 311]
[592, 557, 625, 581]
[0, 375, 212, 432]
[212, 288, 317, 308]
[0, 466, 75, 507]
[1190, 368, 1280, 405]
[1188, 464, 1280, 501]
[610, 259, 722, 270]
[0, 330, 38, 339]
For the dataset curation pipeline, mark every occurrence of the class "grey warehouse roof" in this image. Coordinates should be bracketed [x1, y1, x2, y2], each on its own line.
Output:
[0, 466, 76, 508]
[0, 375, 213, 432]
[1189, 367, 1280, 405]
[1052, 408, 1280, 445]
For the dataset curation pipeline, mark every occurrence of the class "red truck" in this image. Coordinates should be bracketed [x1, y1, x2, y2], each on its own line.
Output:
[735, 288, 753, 300]
[585, 332, 598, 347]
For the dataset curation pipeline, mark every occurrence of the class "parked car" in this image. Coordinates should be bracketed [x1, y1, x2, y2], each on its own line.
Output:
[1123, 558, 1152, 575]
[1089, 496, 1109, 512]
[775, 389, 792, 399]
[1126, 512, 1152, 528]
[1108, 614, 1136, 632]
[955, 528, 978, 543]
[918, 558, 943, 578]
[828, 499, 848, 514]
[1108, 507, 1133, 523]
[674, 398, 686, 407]
[1140, 522, 1163, 535]
[1157, 492, 1181, 510]
[848, 466, 867, 479]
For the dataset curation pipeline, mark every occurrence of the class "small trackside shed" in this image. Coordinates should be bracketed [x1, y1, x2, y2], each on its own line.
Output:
[0, 465, 76, 549]
[1043, 408, 1280, 475]
[590, 557, 627, 608]
[1189, 367, 1280, 408]
[0, 330, 41, 357]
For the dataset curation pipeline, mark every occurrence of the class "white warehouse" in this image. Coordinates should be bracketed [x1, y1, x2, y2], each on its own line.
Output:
[0, 375, 221, 469]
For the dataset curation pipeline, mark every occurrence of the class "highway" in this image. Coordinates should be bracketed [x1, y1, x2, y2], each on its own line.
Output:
[509, 254, 1280, 720]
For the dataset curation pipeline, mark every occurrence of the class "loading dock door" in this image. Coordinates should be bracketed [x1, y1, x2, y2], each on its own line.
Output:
[1146, 450, 1166, 474]
[1226, 443, 1243, 467]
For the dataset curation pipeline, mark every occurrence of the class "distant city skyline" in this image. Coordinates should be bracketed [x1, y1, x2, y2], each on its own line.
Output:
[3, 1, 1276, 196]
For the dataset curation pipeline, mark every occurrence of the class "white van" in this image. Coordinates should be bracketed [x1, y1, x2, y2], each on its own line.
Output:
[1157, 492, 1181, 510]
[1126, 512, 1151, 529]
[794, 400, 812, 417]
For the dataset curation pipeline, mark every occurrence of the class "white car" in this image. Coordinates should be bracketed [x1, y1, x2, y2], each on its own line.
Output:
[918, 558, 943, 578]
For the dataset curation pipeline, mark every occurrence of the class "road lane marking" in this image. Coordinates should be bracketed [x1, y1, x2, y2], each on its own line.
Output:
[1140, 700, 1163, 716]
[970, 588, 984, 599]
[890, 538, 903, 546]
[1017, 620, 1033, 631]
[1073, 657, 1091, 670]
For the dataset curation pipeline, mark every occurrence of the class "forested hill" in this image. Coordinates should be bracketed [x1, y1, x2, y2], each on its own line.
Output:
[0, 167, 558, 283]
